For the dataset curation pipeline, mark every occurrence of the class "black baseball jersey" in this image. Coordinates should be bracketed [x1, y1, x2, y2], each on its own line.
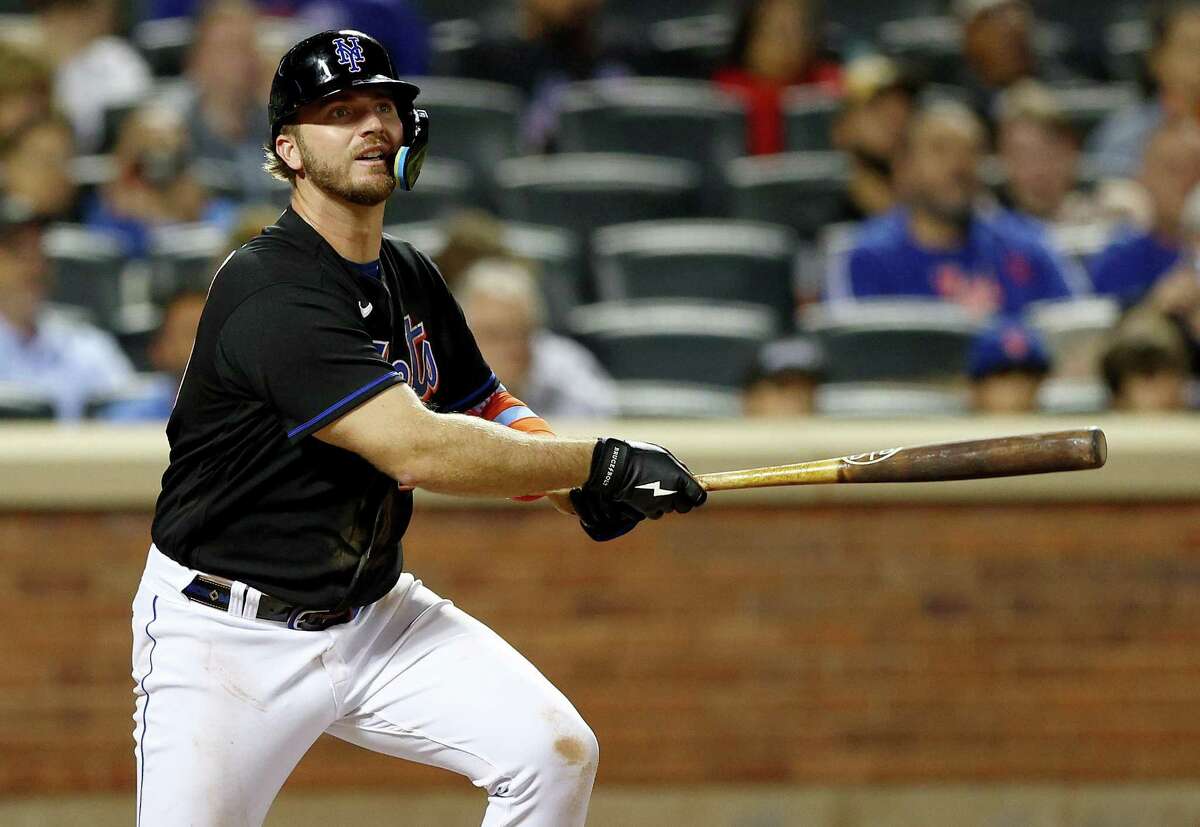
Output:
[151, 207, 500, 609]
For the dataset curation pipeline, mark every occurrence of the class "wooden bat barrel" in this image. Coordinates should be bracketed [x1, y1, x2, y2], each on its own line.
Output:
[697, 428, 1107, 492]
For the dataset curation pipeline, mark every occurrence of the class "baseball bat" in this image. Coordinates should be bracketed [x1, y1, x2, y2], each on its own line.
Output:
[696, 427, 1107, 492]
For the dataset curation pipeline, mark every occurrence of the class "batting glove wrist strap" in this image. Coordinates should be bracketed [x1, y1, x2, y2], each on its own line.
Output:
[582, 437, 707, 520]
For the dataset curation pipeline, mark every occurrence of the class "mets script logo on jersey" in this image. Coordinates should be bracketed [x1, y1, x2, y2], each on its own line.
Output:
[332, 36, 366, 72]
[843, 447, 902, 466]
[392, 315, 439, 401]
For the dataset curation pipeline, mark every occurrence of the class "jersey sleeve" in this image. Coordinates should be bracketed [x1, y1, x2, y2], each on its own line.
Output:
[403, 245, 501, 413]
[216, 282, 404, 442]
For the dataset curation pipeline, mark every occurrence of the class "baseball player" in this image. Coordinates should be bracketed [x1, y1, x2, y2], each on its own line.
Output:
[130, 29, 706, 827]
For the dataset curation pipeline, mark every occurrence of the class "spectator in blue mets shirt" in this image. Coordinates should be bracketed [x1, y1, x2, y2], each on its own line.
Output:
[827, 101, 1078, 318]
[1091, 120, 1200, 306]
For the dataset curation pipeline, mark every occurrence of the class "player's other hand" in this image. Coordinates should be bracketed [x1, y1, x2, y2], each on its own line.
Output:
[577, 437, 707, 521]
[569, 487, 644, 541]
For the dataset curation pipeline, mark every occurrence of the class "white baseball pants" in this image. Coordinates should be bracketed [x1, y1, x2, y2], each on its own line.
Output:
[131, 547, 597, 827]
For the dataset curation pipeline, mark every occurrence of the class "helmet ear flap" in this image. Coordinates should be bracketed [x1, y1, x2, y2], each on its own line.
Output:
[393, 108, 429, 192]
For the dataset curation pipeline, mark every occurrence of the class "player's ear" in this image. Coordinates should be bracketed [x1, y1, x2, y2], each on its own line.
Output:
[276, 129, 304, 174]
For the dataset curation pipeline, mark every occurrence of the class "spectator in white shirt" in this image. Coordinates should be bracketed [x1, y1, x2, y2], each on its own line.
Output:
[0, 195, 133, 419]
[457, 258, 617, 420]
[34, 0, 153, 153]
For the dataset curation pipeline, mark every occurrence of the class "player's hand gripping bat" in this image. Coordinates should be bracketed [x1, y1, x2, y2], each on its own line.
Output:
[696, 427, 1107, 492]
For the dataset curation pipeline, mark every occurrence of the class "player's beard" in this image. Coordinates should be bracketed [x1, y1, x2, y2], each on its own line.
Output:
[295, 132, 396, 206]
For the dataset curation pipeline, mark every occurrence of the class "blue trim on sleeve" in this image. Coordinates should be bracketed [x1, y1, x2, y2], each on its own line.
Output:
[286, 372, 401, 439]
[495, 405, 536, 426]
[446, 372, 499, 412]
[136, 595, 159, 827]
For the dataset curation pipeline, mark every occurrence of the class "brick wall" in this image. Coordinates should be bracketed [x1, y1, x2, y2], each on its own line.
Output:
[3, 502, 1200, 793]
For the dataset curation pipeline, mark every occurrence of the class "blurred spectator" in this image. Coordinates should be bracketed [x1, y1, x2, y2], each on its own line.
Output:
[830, 55, 917, 223]
[714, 0, 842, 155]
[742, 336, 825, 416]
[1091, 120, 1200, 304]
[84, 106, 237, 258]
[828, 102, 1076, 317]
[1089, 1, 1200, 179]
[954, 0, 1072, 128]
[1101, 308, 1192, 411]
[227, 203, 285, 251]
[100, 289, 206, 421]
[294, 0, 429, 76]
[0, 194, 133, 419]
[0, 113, 79, 222]
[967, 320, 1051, 413]
[142, 0, 429, 76]
[170, 0, 273, 204]
[458, 258, 616, 419]
[995, 81, 1097, 229]
[434, 210, 512, 294]
[463, 0, 637, 151]
[33, 0, 153, 154]
[0, 41, 54, 146]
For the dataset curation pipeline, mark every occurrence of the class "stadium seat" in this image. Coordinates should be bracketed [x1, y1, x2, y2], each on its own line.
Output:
[816, 382, 970, 417]
[0, 383, 55, 420]
[602, 0, 736, 25]
[567, 300, 776, 387]
[592, 219, 798, 330]
[802, 300, 983, 383]
[826, 0, 944, 43]
[727, 152, 850, 239]
[148, 223, 228, 303]
[409, 77, 521, 203]
[385, 219, 586, 331]
[614, 380, 742, 418]
[877, 17, 960, 81]
[782, 90, 840, 152]
[43, 224, 127, 328]
[556, 79, 745, 211]
[417, 0, 513, 22]
[495, 153, 702, 243]
[382, 158, 475, 224]
[1049, 83, 1141, 143]
[1023, 296, 1121, 379]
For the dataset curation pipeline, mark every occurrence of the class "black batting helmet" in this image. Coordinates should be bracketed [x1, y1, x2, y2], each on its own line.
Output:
[267, 29, 429, 190]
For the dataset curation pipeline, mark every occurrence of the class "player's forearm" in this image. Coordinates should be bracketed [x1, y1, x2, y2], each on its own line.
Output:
[392, 411, 595, 496]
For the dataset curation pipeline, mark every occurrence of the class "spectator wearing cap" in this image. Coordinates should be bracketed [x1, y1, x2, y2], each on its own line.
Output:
[0, 113, 79, 223]
[457, 258, 616, 419]
[952, 0, 1074, 129]
[0, 195, 133, 419]
[829, 55, 918, 223]
[742, 336, 825, 416]
[1101, 308, 1193, 412]
[828, 102, 1078, 317]
[1091, 120, 1200, 305]
[968, 321, 1051, 413]
[714, 0, 842, 156]
[1089, 1, 1200, 179]
[33, 0, 152, 154]
[84, 106, 237, 258]
[100, 288, 206, 421]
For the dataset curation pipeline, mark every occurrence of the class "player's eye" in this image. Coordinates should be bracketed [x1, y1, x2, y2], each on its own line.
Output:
[377, 102, 394, 114]
[331, 106, 350, 119]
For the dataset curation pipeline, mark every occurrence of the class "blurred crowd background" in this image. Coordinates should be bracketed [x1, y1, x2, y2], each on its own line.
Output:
[2, 0, 1200, 424]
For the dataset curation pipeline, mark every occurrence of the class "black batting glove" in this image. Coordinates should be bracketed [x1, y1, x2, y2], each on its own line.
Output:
[577, 437, 707, 521]
[569, 487, 644, 542]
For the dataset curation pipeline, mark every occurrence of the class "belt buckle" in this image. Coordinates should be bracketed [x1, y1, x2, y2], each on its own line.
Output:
[287, 607, 356, 631]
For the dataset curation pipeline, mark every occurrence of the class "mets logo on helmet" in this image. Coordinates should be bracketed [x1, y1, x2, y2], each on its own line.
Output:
[332, 36, 366, 72]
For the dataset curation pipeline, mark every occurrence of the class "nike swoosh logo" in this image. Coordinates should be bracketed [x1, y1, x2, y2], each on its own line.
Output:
[359, 301, 373, 318]
[635, 481, 676, 497]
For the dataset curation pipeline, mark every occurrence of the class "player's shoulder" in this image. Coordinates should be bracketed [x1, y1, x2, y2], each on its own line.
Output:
[381, 234, 450, 287]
